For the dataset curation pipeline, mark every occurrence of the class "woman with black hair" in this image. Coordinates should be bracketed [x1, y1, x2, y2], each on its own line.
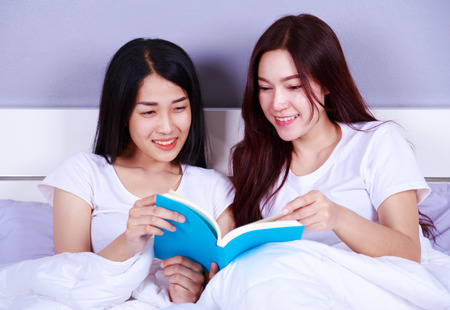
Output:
[39, 38, 233, 304]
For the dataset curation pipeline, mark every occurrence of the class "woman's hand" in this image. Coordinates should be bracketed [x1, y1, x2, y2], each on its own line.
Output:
[125, 195, 186, 256]
[161, 256, 207, 303]
[278, 190, 341, 232]
[279, 190, 421, 262]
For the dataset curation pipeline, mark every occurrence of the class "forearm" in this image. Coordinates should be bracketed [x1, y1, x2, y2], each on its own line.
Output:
[333, 206, 421, 262]
[97, 233, 139, 262]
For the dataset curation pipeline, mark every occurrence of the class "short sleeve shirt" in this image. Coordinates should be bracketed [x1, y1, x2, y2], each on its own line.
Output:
[261, 122, 430, 246]
[39, 152, 234, 252]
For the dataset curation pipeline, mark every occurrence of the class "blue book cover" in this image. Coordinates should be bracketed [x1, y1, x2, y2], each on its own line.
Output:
[154, 191, 304, 271]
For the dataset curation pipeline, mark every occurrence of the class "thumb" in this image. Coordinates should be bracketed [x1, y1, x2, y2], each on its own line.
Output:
[208, 262, 219, 281]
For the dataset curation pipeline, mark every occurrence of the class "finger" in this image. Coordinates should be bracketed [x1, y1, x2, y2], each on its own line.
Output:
[133, 195, 186, 223]
[282, 194, 315, 215]
[298, 215, 324, 231]
[168, 272, 204, 295]
[162, 256, 203, 273]
[278, 204, 317, 222]
[208, 262, 219, 280]
[151, 206, 186, 223]
[132, 204, 186, 224]
[163, 261, 205, 285]
[169, 283, 197, 303]
[129, 208, 186, 232]
[128, 213, 178, 234]
[134, 194, 157, 207]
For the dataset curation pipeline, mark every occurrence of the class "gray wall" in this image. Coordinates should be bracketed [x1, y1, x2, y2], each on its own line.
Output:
[1, 0, 449, 109]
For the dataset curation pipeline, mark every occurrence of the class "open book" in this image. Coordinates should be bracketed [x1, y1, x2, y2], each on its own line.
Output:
[153, 191, 305, 271]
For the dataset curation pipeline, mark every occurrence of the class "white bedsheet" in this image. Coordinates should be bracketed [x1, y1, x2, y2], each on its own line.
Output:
[1, 238, 450, 309]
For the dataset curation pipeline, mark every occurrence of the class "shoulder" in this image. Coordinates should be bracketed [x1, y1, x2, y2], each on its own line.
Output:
[57, 152, 110, 171]
[39, 152, 110, 206]
[42, 152, 112, 188]
[344, 121, 402, 135]
[341, 121, 407, 147]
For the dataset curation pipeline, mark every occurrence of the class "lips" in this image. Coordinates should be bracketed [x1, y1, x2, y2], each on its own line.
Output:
[275, 114, 299, 126]
[152, 138, 177, 150]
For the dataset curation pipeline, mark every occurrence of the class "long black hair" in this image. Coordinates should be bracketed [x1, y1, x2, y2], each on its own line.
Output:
[94, 38, 208, 167]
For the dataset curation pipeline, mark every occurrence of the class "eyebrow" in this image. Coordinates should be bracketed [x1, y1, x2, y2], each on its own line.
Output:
[258, 75, 301, 83]
[137, 96, 188, 106]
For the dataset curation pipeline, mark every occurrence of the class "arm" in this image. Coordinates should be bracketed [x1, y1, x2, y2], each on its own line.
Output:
[53, 188, 92, 253]
[333, 190, 421, 262]
[54, 188, 186, 261]
[98, 195, 186, 261]
[279, 190, 421, 262]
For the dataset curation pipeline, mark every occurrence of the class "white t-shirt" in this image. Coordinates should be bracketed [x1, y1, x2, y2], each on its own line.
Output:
[39, 152, 234, 253]
[261, 121, 430, 246]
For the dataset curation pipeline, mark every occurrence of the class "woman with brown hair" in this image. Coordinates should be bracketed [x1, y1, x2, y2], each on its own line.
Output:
[231, 13, 433, 261]
[191, 14, 450, 309]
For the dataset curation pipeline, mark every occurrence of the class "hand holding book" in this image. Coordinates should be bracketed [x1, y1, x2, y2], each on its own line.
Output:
[154, 191, 305, 271]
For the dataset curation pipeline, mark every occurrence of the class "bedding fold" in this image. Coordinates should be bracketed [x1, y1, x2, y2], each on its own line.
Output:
[0, 240, 165, 309]
[1, 239, 449, 309]
[195, 240, 450, 310]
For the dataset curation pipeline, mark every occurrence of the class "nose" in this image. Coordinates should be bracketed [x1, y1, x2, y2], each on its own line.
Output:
[156, 112, 175, 134]
[272, 88, 289, 111]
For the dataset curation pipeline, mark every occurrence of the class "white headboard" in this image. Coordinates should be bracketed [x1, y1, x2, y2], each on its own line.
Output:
[1, 108, 449, 202]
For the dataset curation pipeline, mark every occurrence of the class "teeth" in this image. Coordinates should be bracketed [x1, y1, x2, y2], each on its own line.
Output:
[154, 139, 175, 145]
[276, 115, 298, 122]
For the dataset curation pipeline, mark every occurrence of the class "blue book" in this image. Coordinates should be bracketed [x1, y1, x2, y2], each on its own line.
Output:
[154, 191, 305, 271]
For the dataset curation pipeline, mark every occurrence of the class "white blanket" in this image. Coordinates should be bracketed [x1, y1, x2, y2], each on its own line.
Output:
[195, 239, 450, 310]
[1, 238, 450, 309]
[0, 240, 172, 310]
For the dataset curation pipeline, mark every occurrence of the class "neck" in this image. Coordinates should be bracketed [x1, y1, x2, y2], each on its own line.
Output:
[117, 143, 180, 174]
[290, 117, 341, 176]
[292, 116, 340, 156]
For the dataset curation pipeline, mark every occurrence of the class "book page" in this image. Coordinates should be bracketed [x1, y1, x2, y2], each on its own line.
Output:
[218, 219, 302, 248]
[253, 214, 283, 223]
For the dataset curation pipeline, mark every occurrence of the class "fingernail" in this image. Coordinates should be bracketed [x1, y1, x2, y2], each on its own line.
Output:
[179, 215, 186, 222]
[282, 208, 289, 215]
[171, 225, 176, 232]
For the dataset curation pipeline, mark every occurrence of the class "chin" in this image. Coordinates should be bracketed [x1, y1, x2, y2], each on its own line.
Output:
[276, 131, 297, 142]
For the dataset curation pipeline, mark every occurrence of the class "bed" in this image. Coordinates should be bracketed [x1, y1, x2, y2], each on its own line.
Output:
[1, 108, 450, 309]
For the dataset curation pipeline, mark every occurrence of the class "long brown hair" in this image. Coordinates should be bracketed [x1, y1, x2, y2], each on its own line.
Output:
[231, 14, 435, 238]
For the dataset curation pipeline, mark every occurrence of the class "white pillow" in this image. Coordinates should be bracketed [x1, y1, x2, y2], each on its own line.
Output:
[419, 182, 450, 255]
[0, 199, 54, 267]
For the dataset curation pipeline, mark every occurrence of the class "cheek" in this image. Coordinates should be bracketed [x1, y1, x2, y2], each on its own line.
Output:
[178, 114, 192, 135]
[259, 94, 272, 114]
[128, 119, 153, 139]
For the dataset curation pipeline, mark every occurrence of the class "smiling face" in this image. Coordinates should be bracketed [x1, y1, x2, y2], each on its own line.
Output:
[127, 73, 192, 165]
[257, 49, 329, 142]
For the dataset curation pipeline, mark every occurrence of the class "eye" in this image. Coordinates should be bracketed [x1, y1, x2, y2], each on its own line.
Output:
[142, 110, 155, 116]
[258, 85, 271, 92]
[173, 104, 189, 113]
[288, 85, 302, 90]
